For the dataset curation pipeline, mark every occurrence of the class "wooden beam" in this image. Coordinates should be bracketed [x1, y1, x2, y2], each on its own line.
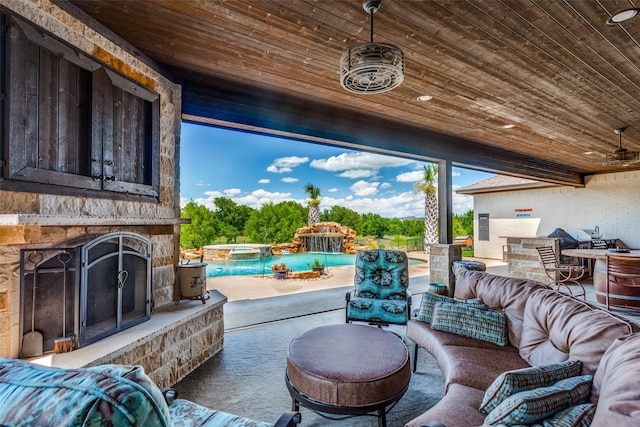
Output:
[178, 72, 585, 186]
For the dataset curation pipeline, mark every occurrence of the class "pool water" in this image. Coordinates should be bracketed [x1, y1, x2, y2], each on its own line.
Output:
[204, 252, 423, 277]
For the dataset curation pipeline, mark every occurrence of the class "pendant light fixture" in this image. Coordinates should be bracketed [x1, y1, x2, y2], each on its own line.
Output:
[602, 128, 640, 167]
[340, 0, 404, 94]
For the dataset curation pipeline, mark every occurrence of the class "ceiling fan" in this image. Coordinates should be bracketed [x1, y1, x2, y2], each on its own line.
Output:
[602, 128, 640, 167]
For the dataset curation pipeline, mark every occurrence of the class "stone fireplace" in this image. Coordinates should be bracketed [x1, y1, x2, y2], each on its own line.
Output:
[19, 233, 151, 355]
[0, 0, 226, 388]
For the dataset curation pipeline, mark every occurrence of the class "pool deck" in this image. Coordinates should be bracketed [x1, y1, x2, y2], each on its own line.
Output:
[206, 252, 505, 302]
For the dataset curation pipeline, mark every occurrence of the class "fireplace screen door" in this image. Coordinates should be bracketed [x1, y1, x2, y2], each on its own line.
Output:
[80, 232, 151, 346]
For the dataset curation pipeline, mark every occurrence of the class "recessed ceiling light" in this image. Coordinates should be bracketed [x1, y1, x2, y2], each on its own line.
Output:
[501, 124, 516, 129]
[416, 95, 433, 102]
[606, 8, 640, 25]
[583, 151, 594, 155]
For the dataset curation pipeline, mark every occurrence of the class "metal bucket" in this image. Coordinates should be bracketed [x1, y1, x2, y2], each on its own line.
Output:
[177, 263, 208, 300]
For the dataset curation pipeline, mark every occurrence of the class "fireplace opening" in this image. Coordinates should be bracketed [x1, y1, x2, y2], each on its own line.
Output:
[20, 232, 152, 355]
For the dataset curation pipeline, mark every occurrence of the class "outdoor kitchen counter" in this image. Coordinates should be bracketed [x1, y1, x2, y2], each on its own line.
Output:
[561, 248, 640, 259]
[562, 249, 640, 313]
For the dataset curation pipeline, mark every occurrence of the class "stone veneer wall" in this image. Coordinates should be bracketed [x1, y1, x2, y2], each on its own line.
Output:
[429, 244, 462, 297]
[0, 0, 184, 359]
[86, 295, 226, 389]
[506, 237, 559, 283]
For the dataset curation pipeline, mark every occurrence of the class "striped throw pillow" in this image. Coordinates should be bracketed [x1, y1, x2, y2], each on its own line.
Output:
[484, 375, 593, 425]
[534, 403, 595, 427]
[480, 360, 583, 414]
[416, 292, 486, 323]
[431, 301, 508, 346]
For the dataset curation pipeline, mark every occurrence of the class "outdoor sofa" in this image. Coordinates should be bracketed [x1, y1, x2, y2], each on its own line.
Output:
[0, 358, 300, 427]
[406, 269, 640, 426]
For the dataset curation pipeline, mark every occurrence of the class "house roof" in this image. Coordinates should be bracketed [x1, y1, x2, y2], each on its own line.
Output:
[63, 0, 640, 185]
[456, 175, 557, 195]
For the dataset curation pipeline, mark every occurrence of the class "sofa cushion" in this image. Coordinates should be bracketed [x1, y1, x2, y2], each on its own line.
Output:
[437, 344, 529, 392]
[431, 302, 508, 346]
[0, 358, 171, 426]
[480, 360, 582, 414]
[592, 333, 640, 424]
[453, 270, 547, 349]
[483, 375, 592, 426]
[519, 289, 634, 375]
[404, 383, 486, 427]
[416, 291, 485, 323]
[533, 403, 595, 427]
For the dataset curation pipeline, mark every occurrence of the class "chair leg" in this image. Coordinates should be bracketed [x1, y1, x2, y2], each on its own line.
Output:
[413, 343, 419, 373]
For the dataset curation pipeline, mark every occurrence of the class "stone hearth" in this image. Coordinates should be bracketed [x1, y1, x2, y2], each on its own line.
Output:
[28, 291, 226, 388]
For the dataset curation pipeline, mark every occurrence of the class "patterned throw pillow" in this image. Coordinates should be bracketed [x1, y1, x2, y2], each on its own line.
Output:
[484, 375, 593, 426]
[480, 360, 583, 414]
[533, 403, 595, 427]
[431, 301, 508, 346]
[416, 292, 486, 323]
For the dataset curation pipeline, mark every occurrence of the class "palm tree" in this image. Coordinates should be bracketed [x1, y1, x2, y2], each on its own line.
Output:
[304, 183, 321, 226]
[413, 164, 438, 252]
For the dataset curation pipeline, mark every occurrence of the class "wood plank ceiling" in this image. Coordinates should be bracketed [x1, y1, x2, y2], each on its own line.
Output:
[65, 0, 640, 185]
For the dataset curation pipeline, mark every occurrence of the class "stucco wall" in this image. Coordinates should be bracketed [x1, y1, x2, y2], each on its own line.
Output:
[0, 0, 182, 358]
[472, 171, 640, 259]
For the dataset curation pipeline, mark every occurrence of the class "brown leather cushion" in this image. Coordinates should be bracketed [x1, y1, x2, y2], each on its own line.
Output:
[286, 324, 410, 408]
[404, 383, 486, 427]
[407, 320, 528, 392]
[592, 333, 640, 423]
[454, 270, 547, 349]
[519, 290, 634, 376]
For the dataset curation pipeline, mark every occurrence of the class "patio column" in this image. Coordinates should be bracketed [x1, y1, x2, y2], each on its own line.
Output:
[438, 159, 453, 244]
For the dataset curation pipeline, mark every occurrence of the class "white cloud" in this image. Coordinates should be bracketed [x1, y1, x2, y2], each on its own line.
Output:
[258, 178, 270, 184]
[350, 180, 380, 196]
[396, 170, 423, 182]
[311, 152, 415, 180]
[338, 169, 377, 179]
[267, 156, 309, 173]
[328, 187, 338, 193]
[281, 177, 299, 183]
[380, 182, 392, 189]
[223, 188, 242, 195]
[195, 180, 210, 187]
[322, 191, 424, 218]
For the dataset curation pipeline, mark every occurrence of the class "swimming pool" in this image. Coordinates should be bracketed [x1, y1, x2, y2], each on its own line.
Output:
[204, 252, 423, 277]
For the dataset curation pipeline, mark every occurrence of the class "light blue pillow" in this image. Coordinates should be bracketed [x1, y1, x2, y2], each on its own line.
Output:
[532, 403, 595, 427]
[480, 360, 583, 414]
[431, 301, 508, 346]
[416, 292, 486, 323]
[484, 375, 592, 426]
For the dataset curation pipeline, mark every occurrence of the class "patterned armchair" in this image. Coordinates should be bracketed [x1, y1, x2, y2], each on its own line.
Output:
[345, 249, 411, 326]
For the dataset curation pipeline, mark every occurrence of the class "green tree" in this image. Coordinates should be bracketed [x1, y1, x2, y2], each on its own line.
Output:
[321, 205, 361, 231]
[245, 201, 307, 243]
[413, 164, 438, 251]
[180, 200, 218, 248]
[304, 183, 321, 226]
[213, 197, 254, 242]
[387, 218, 404, 236]
[401, 219, 424, 237]
[360, 213, 387, 239]
[454, 209, 474, 236]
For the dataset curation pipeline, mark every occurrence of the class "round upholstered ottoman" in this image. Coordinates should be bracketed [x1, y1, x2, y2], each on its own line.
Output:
[285, 324, 410, 427]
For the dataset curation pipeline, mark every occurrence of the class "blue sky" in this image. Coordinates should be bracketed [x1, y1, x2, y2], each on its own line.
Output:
[180, 122, 494, 218]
